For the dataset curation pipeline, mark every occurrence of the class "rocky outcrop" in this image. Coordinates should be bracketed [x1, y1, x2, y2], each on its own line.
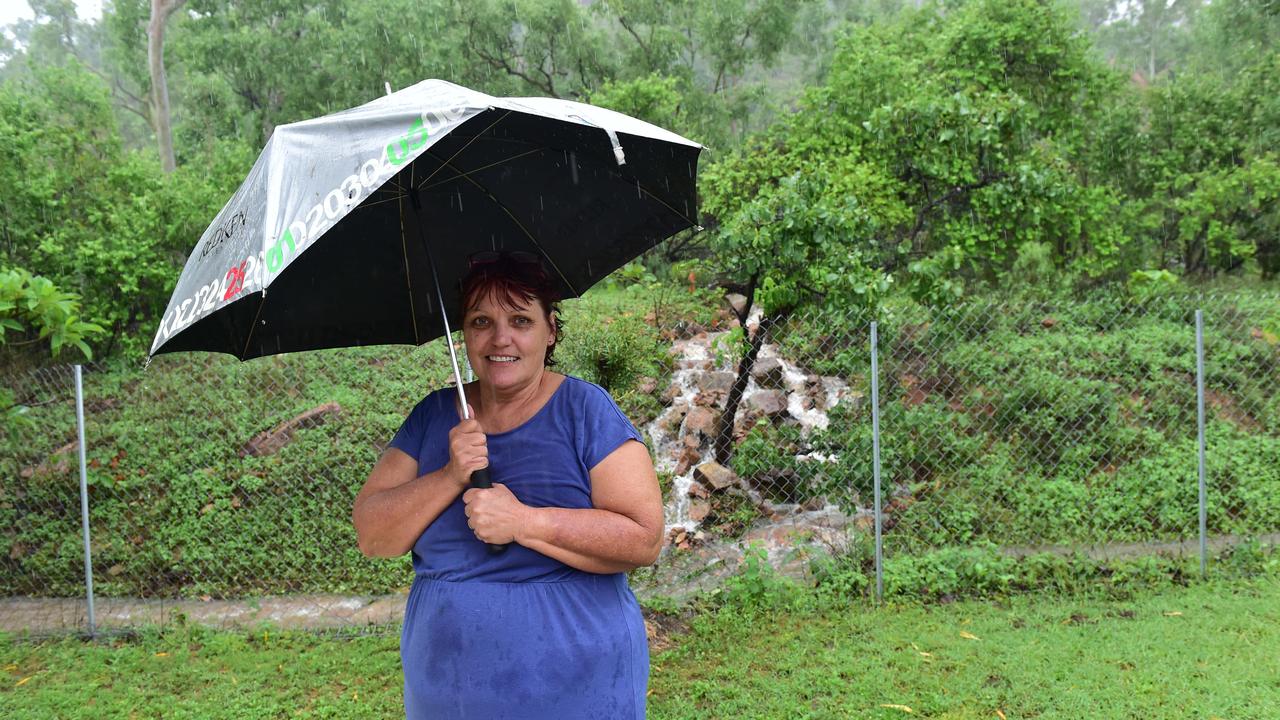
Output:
[645, 322, 856, 557]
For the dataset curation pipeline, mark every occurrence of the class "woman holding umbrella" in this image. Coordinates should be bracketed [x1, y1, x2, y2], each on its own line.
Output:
[352, 251, 664, 718]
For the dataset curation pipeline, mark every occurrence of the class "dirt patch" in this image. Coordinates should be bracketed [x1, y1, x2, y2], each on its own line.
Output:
[1205, 389, 1262, 432]
[642, 607, 691, 653]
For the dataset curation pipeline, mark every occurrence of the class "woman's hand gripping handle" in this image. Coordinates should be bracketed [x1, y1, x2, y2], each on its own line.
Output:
[448, 405, 509, 555]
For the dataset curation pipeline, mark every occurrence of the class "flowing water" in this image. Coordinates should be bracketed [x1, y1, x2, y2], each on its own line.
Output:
[645, 317, 856, 536]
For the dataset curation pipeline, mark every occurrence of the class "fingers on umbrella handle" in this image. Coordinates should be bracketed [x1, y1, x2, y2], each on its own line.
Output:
[468, 468, 510, 555]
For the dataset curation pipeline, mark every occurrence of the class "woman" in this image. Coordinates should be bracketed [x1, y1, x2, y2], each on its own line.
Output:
[352, 251, 664, 719]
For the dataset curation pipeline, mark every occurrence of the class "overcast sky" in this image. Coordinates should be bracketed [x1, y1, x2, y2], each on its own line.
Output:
[0, 0, 104, 30]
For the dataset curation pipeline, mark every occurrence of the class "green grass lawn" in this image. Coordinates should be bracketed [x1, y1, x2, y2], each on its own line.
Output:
[3, 579, 1277, 719]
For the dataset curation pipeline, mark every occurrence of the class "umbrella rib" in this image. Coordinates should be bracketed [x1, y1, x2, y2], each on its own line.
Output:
[240, 293, 268, 359]
[397, 188, 421, 345]
[414, 110, 513, 189]
[417, 148, 543, 192]
[353, 194, 407, 210]
[442, 158, 578, 296]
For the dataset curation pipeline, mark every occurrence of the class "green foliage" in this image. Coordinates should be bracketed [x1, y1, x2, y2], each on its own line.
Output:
[0, 62, 249, 357]
[0, 268, 102, 361]
[558, 298, 669, 422]
[702, 0, 1138, 319]
[0, 344, 459, 598]
[733, 288, 1280, 556]
[718, 542, 803, 611]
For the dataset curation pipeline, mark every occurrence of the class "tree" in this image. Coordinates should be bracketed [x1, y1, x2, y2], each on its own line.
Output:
[702, 145, 905, 462]
[594, 0, 813, 150]
[1083, 0, 1201, 81]
[0, 62, 243, 356]
[148, 0, 185, 172]
[457, 0, 615, 99]
[149, 0, 186, 172]
[700, 0, 1134, 461]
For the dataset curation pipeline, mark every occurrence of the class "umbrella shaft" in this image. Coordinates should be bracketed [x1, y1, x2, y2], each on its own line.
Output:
[411, 188, 471, 421]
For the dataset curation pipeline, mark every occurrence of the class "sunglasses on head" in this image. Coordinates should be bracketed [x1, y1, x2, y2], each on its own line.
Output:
[467, 250, 542, 269]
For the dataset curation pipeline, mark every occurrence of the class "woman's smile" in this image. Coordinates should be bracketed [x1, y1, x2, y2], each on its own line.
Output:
[463, 290, 555, 393]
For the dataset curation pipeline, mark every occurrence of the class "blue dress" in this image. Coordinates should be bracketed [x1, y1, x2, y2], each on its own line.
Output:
[389, 376, 649, 719]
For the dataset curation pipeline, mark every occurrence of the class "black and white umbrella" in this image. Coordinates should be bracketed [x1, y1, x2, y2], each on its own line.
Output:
[150, 79, 701, 363]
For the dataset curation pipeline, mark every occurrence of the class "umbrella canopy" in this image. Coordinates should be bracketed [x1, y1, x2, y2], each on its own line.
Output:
[149, 79, 701, 360]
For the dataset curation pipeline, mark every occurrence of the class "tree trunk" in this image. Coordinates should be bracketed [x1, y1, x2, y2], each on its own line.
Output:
[713, 312, 778, 465]
[148, 0, 184, 174]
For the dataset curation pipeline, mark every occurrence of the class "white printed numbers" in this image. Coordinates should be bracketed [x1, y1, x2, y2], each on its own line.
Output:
[359, 159, 381, 189]
[324, 188, 345, 221]
[158, 107, 472, 348]
[260, 112, 433, 278]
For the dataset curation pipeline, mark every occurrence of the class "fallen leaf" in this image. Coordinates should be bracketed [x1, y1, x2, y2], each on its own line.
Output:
[1163, 611, 1183, 617]
[960, 631, 981, 640]
[880, 704, 913, 713]
[16, 676, 31, 687]
[3, 664, 16, 671]
[154, 652, 168, 657]
[996, 710, 1007, 720]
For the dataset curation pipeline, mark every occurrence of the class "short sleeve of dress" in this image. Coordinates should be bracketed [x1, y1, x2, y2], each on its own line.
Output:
[389, 393, 438, 462]
[577, 380, 645, 471]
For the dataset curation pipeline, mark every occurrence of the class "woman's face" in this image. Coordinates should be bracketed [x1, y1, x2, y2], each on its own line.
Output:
[462, 289, 555, 394]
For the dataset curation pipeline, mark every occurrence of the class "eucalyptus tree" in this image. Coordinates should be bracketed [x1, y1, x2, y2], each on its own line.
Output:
[1082, 0, 1202, 81]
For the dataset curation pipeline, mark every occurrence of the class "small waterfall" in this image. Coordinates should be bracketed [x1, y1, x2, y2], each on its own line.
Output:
[646, 316, 854, 539]
[646, 334, 722, 531]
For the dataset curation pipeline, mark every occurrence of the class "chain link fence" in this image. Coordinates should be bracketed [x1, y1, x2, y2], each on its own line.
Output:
[3, 292, 1278, 636]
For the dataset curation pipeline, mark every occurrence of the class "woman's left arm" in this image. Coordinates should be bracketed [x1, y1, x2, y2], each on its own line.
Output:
[462, 439, 664, 574]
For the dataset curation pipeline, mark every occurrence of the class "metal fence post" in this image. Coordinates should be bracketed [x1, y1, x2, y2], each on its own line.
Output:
[74, 365, 97, 636]
[1195, 310, 1208, 579]
[871, 321, 884, 603]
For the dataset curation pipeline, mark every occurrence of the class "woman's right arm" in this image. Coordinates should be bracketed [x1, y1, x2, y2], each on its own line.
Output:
[352, 415, 488, 557]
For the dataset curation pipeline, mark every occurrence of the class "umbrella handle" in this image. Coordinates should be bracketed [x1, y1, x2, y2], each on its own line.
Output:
[469, 467, 510, 555]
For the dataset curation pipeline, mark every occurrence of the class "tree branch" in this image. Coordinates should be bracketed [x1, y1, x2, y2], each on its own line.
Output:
[907, 170, 1007, 247]
[466, 20, 557, 96]
[617, 15, 654, 68]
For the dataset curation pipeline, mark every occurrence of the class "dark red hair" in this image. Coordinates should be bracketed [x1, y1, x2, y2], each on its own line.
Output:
[460, 254, 565, 367]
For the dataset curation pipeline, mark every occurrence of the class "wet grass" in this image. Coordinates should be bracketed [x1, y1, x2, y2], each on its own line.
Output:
[3, 578, 1277, 719]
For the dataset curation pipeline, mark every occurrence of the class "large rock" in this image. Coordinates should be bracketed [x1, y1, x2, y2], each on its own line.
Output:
[683, 406, 717, 438]
[750, 357, 787, 389]
[673, 447, 702, 476]
[687, 497, 712, 523]
[747, 468, 804, 503]
[697, 371, 735, 395]
[693, 461, 738, 492]
[241, 403, 341, 457]
[635, 376, 659, 396]
[659, 383, 682, 406]
[656, 404, 689, 435]
[725, 293, 748, 319]
[745, 389, 788, 418]
[733, 410, 765, 441]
